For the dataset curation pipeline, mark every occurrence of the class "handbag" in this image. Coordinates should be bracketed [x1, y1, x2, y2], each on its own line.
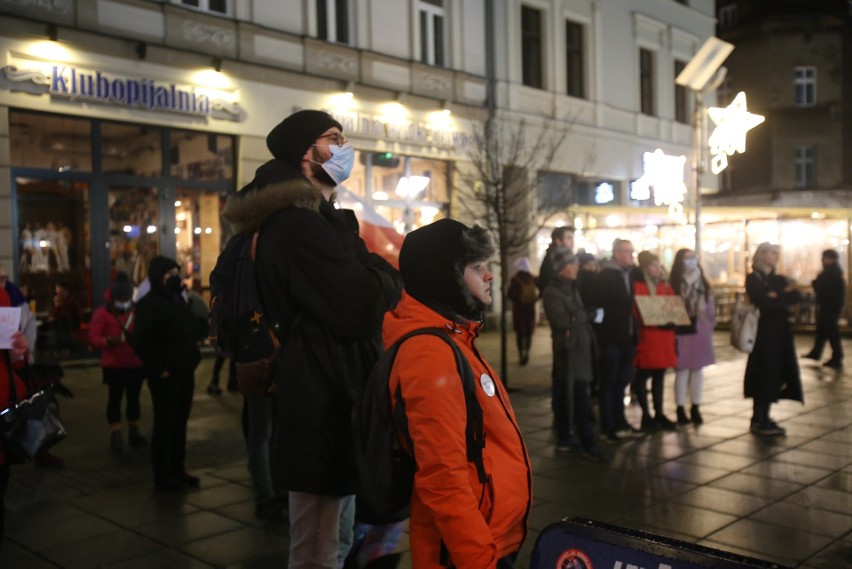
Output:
[1, 355, 67, 464]
[730, 300, 760, 353]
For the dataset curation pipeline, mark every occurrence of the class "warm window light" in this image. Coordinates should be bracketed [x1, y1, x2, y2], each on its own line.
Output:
[420, 206, 440, 224]
[146, 225, 157, 234]
[194, 227, 202, 235]
[204, 227, 213, 234]
[380, 102, 409, 125]
[605, 215, 622, 228]
[174, 227, 181, 234]
[123, 225, 132, 233]
[395, 176, 430, 197]
[175, 201, 182, 207]
[39, 240, 50, 248]
[573, 217, 584, 230]
[176, 212, 187, 222]
[373, 191, 389, 201]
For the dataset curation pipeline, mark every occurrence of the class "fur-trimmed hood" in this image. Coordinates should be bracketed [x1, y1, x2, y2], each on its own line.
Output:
[222, 159, 322, 234]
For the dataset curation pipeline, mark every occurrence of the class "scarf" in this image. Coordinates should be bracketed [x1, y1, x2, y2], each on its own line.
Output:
[680, 268, 706, 317]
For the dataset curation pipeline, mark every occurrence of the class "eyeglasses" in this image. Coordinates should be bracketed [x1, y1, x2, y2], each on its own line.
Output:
[316, 132, 347, 146]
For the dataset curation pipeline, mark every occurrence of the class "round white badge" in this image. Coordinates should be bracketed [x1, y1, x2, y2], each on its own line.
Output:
[480, 374, 496, 397]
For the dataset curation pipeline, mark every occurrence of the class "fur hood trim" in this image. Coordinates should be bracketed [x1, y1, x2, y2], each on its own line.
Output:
[222, 179, 322, 234]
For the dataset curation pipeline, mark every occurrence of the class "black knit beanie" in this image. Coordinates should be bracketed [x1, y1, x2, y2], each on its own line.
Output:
[147, 256, 180, 293]
[400, 219, 495, 320]
[110, 271, 134, 301]
[266, 110, 343, 167]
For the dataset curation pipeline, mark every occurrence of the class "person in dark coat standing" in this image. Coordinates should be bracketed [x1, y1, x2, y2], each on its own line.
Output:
[744, 242, 803, 436]
[586, 239, 641, 444]
[537, 226, 575, 295]
[132, 256, 206, 492]
[507, 257, 538, 365]
[222, 109, 402, 569]
[542, 247, 606, 461]
[803, 249, 845, 369]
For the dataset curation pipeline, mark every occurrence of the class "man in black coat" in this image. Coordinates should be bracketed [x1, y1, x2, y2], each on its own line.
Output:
[804, 249, 845, 368]
[586, 239, 641, 444]
[222, 110, 401, 569]
[537, 225, 575, 295]
[132, 256, 207, 492]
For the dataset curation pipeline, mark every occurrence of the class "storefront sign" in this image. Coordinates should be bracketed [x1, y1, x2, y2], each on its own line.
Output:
[329, 109, 467, 149]
[4, 63, 242, 121]
[707, 91, 764, 174]
[630, 149, 688, 222]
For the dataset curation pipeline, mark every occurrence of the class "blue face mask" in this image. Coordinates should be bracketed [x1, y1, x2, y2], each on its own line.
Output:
[316, 142, 355, 185]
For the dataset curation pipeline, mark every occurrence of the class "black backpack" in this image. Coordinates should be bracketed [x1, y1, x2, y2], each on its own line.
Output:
[352, 327, 487, 524]
[208, 232, 281, 396]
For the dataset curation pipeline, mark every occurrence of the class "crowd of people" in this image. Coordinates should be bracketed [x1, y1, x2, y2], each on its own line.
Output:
[0, 107, 843, 568]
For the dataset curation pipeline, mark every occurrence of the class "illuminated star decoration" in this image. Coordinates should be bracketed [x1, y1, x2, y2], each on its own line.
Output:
[631, 149, 688, 222]
[707, 91, 765, 174]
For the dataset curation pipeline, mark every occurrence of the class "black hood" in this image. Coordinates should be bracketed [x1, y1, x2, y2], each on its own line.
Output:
[147, 256, 179, 294]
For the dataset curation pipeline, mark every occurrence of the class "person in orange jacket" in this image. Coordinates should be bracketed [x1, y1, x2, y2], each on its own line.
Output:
[386, 219, 532, 569]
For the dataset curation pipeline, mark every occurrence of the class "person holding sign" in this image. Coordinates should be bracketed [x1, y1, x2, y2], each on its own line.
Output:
[632, 252, 679, 432]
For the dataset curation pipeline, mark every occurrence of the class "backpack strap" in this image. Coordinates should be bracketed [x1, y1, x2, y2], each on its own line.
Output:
[391, 327, 487, 485]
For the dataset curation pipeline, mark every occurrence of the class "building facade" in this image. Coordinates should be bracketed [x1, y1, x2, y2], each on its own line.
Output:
[0, 0, 716, 322]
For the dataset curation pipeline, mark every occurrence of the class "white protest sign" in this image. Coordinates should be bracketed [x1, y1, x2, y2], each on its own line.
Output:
[0, 306, 22, 350]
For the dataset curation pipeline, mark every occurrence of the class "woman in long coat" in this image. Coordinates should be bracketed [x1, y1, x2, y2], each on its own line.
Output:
[669, 249, 716, 426]
[744, 242, 803, 436]
[507, 257, 538, 365]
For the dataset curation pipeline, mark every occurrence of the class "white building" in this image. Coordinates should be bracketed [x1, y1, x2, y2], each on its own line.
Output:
[0, 0, 716, 317]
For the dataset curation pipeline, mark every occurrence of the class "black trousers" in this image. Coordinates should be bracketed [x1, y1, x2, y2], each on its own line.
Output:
[0, 461, 8, 546]
[812, 311, 843, 360]
[148, 371, 194, 483]
[634, 368, 667, 419]
[103, 368, 144, 425]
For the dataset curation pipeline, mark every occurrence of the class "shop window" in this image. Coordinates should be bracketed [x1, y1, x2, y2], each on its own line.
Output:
[565, 19, 585, 99]
[795, 145, 816, 189]
[108, 186, 159, 287]
[169, 130, 235, 182]
[15, 178, 91, 317]
[365, 153, 449, 234]
[175, 189, 230, 301]
[10, 112, 92, 172]
[317, 0, 352, 44]
[419, 0, 446, 67]
[537, 171, 574, 211]
[521, 5, 544, 89]
[674, 60, 689, 124]
[177, 0, 229, 15]
[639, 48, 656, 116]
[102, 122, 163, 177]
[794, 66, 816, 107]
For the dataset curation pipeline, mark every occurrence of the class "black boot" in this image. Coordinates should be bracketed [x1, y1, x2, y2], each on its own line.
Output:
[676, 406, 689, 425]
[690, 405, 703, 425]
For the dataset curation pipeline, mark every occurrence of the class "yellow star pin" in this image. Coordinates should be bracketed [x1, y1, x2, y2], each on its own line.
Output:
[250, 311, 263, 325]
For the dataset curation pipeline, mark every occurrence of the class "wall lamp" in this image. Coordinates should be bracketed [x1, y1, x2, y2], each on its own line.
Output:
[47, 23, 58, 42]
[212, 56, 222, 72]
[136, 41, 147, 60]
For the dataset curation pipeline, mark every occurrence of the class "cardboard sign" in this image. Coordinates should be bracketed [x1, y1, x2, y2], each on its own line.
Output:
[0, 306, 22, 350]
[635, 295, 692, 326]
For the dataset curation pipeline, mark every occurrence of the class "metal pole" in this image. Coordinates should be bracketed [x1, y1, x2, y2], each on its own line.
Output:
[694, 90, 703, 255]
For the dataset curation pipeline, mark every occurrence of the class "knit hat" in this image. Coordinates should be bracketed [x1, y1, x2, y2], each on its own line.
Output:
[110, 271, 134, 301]
[399, 219, 495, 320]
[147, 256, 180, 294]
[266, 110, 343, 167]
[551, 247, 577, 274]
[577, 252, 596, 267]
[514, 257, 532, 272]
[637, 251, 659, 271]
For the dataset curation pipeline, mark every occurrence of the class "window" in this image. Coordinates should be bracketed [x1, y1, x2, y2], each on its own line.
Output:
[537, 172, 574, 211]
[317, 0, 351, 44]
[419, 0, 446, 67]
[521, 5, 544, 89]
[674, 60, 689, 123]
[565, 20, 585, 98]
[639, 48, 656, 116]
[178, 0, 229, 15]
[795, 145, 816, 188]
[795, 66, 816, 107]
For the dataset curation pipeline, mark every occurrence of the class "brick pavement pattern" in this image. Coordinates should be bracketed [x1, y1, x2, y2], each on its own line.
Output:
[1, 331, 850, 568]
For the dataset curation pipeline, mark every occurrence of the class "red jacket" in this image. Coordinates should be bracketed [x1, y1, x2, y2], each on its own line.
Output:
[385, 293, 532, 569]
[88, 292, 143, 369]
[0, 288, 29, 466]
[633, 279, 678, 369]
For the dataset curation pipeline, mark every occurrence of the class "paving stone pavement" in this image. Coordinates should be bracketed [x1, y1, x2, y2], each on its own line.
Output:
[1, 330, 850, 568]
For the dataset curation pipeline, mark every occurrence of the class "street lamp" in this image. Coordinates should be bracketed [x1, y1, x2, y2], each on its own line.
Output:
[676, 37, 735, 255]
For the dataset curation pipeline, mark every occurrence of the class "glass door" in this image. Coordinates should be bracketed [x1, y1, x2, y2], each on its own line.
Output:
[107, 186, 160, 288]
[175, 188, 230, 306]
